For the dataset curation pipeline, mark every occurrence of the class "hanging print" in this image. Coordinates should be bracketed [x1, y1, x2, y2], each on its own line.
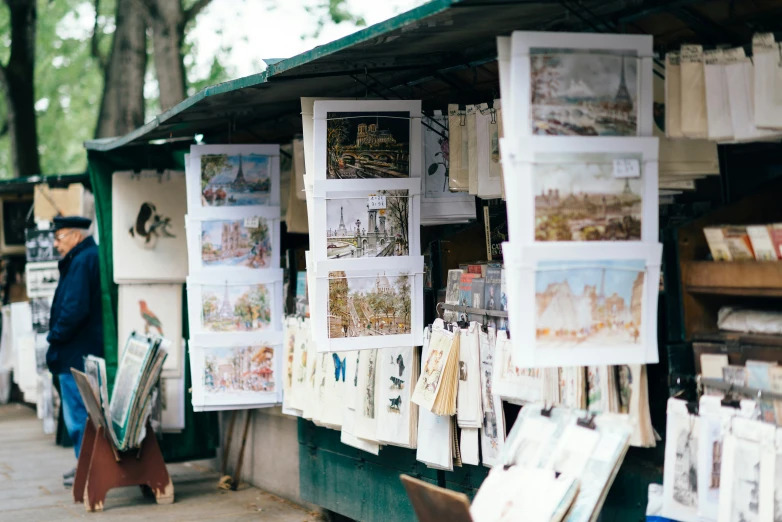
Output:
[186, 145, 281, 217]
[313, 100, 422, 181]
[118, 283, 183, 378]
[187, 270, 283, 345]
[509, 31, 653, 139]
[326, 112, 411, 179]
[186, 208, 280, 274]
[112, 171, 189, 283]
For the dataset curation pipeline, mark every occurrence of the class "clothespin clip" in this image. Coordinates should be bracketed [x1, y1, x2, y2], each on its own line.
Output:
[685, 402, 699, 415]
[721, 385, 741, 409]
[481, 323, 489, 333]
[541, 404, 554, 418]
[506, 329, 511, 340]
[576, 412, 597, 430]
[435, 302, 444, 319]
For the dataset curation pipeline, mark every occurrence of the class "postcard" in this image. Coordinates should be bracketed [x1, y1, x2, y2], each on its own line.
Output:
[186, 145, 280, 218]
[313, 100, 422, 181]
[502, 242, 662, 368]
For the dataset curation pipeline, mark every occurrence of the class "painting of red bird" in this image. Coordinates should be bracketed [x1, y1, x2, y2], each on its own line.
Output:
[139, 300, 164, 335]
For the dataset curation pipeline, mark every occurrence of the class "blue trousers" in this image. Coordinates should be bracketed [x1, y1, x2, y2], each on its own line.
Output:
[58, 373, 87, 458]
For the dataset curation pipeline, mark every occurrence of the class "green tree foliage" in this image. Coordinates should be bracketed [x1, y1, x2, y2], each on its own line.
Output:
[0, 0, 373, 178]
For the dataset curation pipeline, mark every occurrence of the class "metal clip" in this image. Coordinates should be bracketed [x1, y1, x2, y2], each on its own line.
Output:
[576, 412, 596, 430]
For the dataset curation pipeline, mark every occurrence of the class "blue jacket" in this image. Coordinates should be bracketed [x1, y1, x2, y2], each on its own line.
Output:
[46, 236, 104, 375]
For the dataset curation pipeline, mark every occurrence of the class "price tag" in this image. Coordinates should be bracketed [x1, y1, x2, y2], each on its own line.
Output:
[367, 195, 386, 210]
[244, 216, 260, 228]
[613, 159, 641, 179]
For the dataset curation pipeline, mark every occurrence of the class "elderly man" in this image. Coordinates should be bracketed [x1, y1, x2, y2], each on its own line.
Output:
[46, 216, 103, 487]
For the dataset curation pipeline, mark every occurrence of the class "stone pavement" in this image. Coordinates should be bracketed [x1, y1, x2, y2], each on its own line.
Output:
[0, 403, 324, 521]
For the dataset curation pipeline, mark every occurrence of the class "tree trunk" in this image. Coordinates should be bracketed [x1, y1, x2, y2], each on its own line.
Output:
[147, 0, 187, 111]
[95, 0, 147, 139]
[0, 0, 40, 177]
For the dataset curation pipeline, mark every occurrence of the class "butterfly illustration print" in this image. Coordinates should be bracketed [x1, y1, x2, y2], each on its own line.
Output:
[333, 353, 347, 382]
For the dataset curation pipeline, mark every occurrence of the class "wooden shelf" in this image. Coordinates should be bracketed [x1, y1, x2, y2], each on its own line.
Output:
[681, 261, 782, 297]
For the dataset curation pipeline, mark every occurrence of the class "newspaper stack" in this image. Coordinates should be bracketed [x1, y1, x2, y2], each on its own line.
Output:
[73, 333, 168, 451]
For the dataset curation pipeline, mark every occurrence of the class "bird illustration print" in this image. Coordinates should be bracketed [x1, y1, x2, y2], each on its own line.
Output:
[139, 300, 164, 336]
[129, 202, 176, 250]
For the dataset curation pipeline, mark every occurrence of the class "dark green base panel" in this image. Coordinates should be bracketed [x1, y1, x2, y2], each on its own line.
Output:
[299, 421, 660, 522]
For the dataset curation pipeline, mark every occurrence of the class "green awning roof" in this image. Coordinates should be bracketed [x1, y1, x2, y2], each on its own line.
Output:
[84, 0, 779, 152]
[0, 173, 88, 193]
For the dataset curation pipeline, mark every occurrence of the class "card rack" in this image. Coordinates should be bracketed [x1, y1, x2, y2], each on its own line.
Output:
[438, 303, 508, 319]
[73, 418, 174, 512]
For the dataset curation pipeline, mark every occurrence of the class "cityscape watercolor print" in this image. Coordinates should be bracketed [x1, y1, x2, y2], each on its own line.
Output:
[326, 190, 409, 259]
[201, 283, 272, 332]
[535, 259, 645, 348]
[326, 112, 411, 179]
[201, 217, 272, 268]
[327, 271, 411, 338]
[200, 153, 271, 206]
[534, 152, 642, 241]
[530, 49, 639, 136]
[203, 345, 275, 394]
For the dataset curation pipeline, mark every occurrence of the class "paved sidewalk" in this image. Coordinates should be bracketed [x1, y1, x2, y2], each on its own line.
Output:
[0, 403, 323, 521]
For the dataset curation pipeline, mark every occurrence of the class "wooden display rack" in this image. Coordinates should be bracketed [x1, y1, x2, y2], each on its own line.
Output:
[70, 369, 174, 512]
[677, 177, 782, 340]
[72, 419, 174, 512]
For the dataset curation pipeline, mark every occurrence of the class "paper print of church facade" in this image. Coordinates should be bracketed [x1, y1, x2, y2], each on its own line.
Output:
[534, 152, 642, 241]
[201, 217, 272, 268]
[326, 189, 409, 259]
[201, 283, 272, 332]
[200, 153, 271, 206]
[203, 345, 275, 394]
[535, 259, 645, 348]
[530, 49, 638, 136]
[326, 112, 410, 179]
[327, 270, 411, 338]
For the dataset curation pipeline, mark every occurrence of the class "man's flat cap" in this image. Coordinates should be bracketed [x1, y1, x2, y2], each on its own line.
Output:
[53, 216, 92, 231]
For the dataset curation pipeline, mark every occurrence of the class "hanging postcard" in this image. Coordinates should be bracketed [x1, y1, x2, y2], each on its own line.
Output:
[189, 342, 280, 409]
[112, 170, 188, 283]
[311, 178, 420, 262]
[313, 100, 422, 180]
[185, 207, 280, 274]
[118, 284, 183, 378]
[502, 136, 658, 243]
[186, 144, 281, 218]
[376, 346, 419, 449]
[502, 242, 662, 368]
[313, 257, 424, 352]
[186, 269, 284, 345]
[509, 31, 654, 142]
